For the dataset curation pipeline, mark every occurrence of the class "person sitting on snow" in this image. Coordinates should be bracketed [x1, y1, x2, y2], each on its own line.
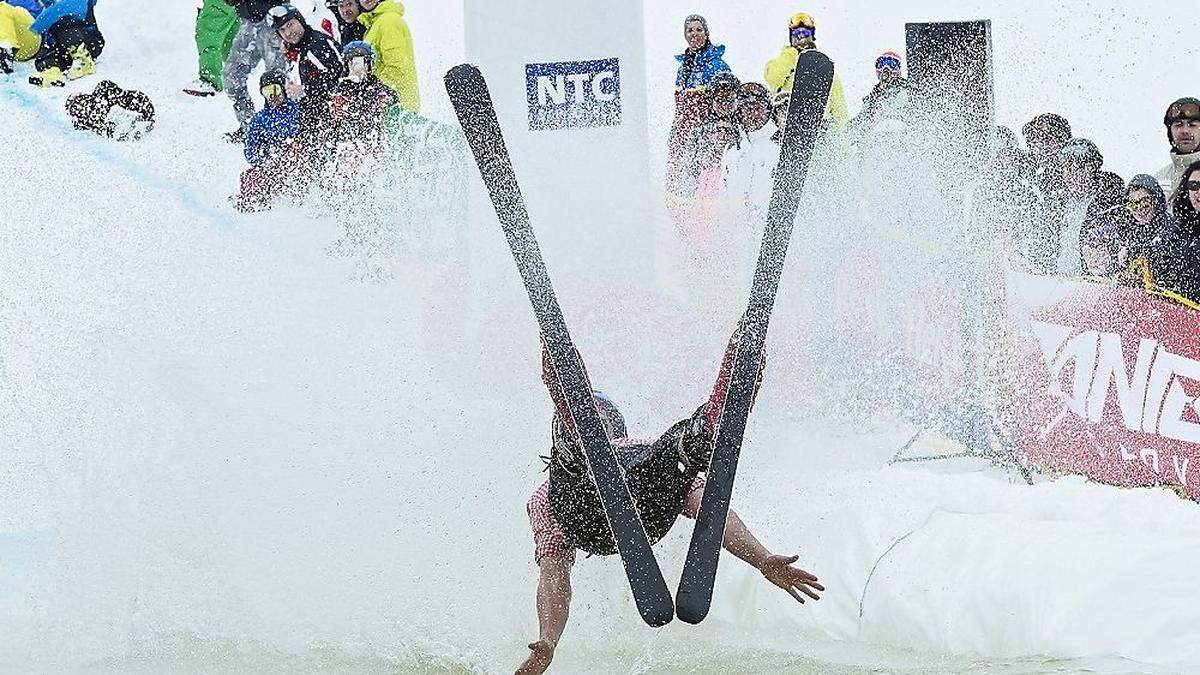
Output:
[1, 0, 103, 87]
[65, 79, 155, 141]
[236, 70, 301, 212]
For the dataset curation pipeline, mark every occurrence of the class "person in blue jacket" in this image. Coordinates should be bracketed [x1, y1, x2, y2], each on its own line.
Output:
[26, 0, 103, 87]
[666, 14, 732, 197]
[236, 70, 300, 211]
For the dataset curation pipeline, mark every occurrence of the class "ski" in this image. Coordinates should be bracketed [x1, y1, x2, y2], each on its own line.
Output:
[444, 64, 675, 628]
[676, 50, 835, 624]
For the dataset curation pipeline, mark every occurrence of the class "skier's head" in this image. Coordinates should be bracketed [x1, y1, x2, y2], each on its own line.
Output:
[1058, 138, 1103, 194]
[330, 0, 360, 22]
[1164, 97, 1200, 155]
[358, 0, 383, 11]
[683, 14, 710, 52]
[788, 12, 816, 49]
[551, 391, 627, 461]
[269, 4, 307, 45]
[1126, 174, 1168, 229]
[1022, 113, 1072, 162]
[260, 69, 288, 107]
[342, 40, 375, 81]
[708, 71, 741, 118]
[736, 82, 772, 134]
[875, 50, 902, 84]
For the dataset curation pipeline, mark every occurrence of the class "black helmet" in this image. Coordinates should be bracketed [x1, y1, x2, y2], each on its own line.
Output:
[259, 69, 287, 91]
[268, 4, 305, 31]
[708, 71, 740, 94]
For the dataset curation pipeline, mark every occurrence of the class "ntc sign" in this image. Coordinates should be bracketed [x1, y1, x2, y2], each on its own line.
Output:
[525, 58, 621, 131]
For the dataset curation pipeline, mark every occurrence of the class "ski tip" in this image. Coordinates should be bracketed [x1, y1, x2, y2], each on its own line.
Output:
[641, 603, 676, 628]
[675, 592, 711, 625]
[444, 63, 482, 87]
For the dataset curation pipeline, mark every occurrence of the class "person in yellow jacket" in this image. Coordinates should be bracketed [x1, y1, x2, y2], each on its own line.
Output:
[763, 12, 847, 130]
[0, 2, 41, 72]
[355, 0, 419, 113]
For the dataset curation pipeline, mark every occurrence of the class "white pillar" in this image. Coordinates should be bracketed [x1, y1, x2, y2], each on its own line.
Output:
[462, 0, 651, 293]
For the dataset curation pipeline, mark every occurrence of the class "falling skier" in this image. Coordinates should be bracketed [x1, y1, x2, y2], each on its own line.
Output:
[516, 335, 824, 675]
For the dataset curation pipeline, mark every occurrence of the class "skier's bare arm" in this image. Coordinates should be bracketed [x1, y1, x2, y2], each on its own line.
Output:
[516, 555, 572, 675]
[682, 487, 824, 604]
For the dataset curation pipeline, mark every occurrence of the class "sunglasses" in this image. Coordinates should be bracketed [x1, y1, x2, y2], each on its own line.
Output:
[261, 83, 283, 98]
[1126, 196, 1153, 210]
[791, 26, 815, 41]
[1188, 180, 1200, 192]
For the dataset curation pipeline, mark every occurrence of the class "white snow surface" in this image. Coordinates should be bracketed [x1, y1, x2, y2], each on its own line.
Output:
[2, 1, 1199, 673]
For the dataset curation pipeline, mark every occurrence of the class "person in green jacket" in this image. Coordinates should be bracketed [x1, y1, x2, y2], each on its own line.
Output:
[355, 0, 419, 113]
[763, 11, 848, 131]
[184, 0, 240, 96]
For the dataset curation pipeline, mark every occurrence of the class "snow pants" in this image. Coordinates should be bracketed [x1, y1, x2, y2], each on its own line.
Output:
[222, 19, 283, 126]
[195, 0, 239, 90]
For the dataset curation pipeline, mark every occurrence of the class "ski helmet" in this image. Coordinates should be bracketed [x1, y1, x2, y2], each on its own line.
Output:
[1164, 97, 1200, 143]
[875, 50, 902, 72]
[259, 69, 287, 99]
[341, 40, 375, 64]
[268, 4, 305, 32]
[788, 11, 816, 40]
[550, 391, 627, 454]
[708, 71, 740, 94]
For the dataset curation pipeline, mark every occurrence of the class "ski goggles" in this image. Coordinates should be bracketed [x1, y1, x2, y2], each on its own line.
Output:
[875, 55, 901, 71]
[1166, 100, 1200, 123]
[790, 26, 815, 41]
[261, 83, 283, 98]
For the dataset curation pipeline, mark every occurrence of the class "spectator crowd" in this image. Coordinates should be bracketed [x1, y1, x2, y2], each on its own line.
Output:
[663, 11, 1200, 307]
[2, 2, 1197, 306]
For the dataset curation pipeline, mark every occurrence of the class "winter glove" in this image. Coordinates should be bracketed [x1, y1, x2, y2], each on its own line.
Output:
[0, 48, 13, 75]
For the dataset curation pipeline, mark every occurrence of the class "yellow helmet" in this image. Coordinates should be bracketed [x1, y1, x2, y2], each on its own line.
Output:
[789, 12, 816, 30]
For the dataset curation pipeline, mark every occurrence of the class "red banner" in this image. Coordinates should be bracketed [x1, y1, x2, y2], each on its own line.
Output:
[1004, 273, 1200, 500]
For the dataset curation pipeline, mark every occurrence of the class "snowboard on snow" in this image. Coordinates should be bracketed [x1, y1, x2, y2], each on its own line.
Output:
[444, 64, 675, 628]
[675, 49, 835, 624]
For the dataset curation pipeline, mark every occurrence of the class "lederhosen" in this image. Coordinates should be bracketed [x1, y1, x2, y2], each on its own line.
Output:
[548, 406, 712, 556]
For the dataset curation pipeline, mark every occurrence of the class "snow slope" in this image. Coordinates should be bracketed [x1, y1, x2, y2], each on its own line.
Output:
[3, 1, 1200, 673]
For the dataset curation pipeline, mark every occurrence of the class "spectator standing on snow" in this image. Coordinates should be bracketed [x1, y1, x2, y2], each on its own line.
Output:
[1118, 174, 1197, 297]
[763, 12, 848, 131]
[355, 0, 419, 113]
[848, 50, 909, 143]
[222, 0, 283, 143]
[184, 0, 240, 97]
[1155, 98, 1200, 200]
[236, 69, 301, 211]
[665, 14, 731, 197]
[1049, 139, 1124, 276]
[322, 0, 365, 44]
[272, 4, 345, 163]
[65, 79, 155, 140]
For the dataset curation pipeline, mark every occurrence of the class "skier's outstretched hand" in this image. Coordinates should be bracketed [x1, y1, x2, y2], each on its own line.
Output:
[759, 554, 824, 604]
[516, 639, 555, 675]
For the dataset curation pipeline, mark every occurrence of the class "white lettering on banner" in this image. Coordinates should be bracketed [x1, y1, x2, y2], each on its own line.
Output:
[537, 75, 566, 106]
[592, 71, 616, 102]
[1175, 455, 1192, 485]
[1032, 320, 1200, 443]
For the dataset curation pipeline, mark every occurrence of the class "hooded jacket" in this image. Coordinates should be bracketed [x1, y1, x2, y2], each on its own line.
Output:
[1119, 174, 1197, 295]
[245, 98, 300, 165]
[764, 45, 848, 129]
[674, 43, 730, 91]
[357, 0, 419, 112]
